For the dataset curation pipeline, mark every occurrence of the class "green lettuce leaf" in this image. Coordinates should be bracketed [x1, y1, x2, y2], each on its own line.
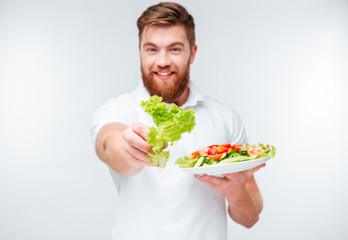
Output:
[258, 143, 277, 158]
[141, 95, 196, 168]
[176, 155, 194, 168]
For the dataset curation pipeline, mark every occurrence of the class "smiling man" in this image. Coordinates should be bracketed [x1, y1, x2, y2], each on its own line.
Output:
[90, 2, 264, 240]
[140, 24, 195, 105]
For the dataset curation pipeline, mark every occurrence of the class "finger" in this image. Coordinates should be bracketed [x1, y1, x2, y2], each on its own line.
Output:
[195, 174, 226, 186]
[247, 163, 266, 174]
[162, 142, 169, 150]
[228, 163, 266, 177]
[122, 144, 150, 167]
[221, 172, 239, 180]
[224, 163, 266, 179]
[122, 128, 153, 154]
[197, 178, 216, 189]
[122, 140, 150, 163]
[131, 122, 150, 141]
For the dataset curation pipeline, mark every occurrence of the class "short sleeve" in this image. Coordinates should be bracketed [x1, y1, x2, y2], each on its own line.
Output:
[90, 95, 131, 145]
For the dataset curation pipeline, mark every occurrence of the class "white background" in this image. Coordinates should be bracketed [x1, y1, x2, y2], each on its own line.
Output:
[1, 0, 347, 239]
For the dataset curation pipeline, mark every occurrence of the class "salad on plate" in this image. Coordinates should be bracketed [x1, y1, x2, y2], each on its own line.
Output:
[176, 143, 276, 169]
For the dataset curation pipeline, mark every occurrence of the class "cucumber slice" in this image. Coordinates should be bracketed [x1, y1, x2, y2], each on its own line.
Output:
[194, 156, 205, 167]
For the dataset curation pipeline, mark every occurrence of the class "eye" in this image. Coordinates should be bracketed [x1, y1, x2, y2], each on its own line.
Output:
[147, 48, 157, 53]
[171, 47, 180, 52]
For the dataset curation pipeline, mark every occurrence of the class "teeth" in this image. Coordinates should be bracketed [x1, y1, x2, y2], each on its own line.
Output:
[157, 72, 171, 76]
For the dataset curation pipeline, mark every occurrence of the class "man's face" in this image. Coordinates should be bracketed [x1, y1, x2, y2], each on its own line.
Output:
[140, 25, 197, 103]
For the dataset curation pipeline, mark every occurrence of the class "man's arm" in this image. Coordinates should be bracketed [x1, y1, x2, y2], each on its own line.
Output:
[195, 164, 265, 228]
[95, 122, 153, 176]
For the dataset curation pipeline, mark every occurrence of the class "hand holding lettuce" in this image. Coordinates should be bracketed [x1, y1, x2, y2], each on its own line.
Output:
[141, 95, 196, 168]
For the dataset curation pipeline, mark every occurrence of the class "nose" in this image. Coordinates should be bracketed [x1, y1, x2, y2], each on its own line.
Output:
[156, 50, 171, 68]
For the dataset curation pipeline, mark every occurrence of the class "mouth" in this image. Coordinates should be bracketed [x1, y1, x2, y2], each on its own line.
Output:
[154, 71, 175, 80]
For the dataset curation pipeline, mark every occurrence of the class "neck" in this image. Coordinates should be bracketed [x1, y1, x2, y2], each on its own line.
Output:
[172, 86, 190, 106]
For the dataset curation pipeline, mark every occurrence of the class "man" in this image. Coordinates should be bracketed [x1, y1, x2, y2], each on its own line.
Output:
[90, 2, 264, 240]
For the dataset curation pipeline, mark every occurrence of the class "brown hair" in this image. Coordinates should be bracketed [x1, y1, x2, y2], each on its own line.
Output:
[137, 2, 196, 48]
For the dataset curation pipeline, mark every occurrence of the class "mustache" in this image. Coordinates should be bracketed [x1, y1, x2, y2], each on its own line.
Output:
[150, 67, 177, 72]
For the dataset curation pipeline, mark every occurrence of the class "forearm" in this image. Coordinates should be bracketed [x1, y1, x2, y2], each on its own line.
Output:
[95, 123, 144, 176]
[195, 166, 265, 228]
[227, 184, 263, 228]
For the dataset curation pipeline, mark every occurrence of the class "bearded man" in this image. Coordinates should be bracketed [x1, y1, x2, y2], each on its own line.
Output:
[90, 2, 264, 240]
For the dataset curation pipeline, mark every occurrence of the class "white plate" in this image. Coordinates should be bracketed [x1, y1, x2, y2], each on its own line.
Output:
[179, 157, 270, 176]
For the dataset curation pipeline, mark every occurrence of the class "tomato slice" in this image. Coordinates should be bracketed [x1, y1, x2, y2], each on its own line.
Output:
[207, 148, 217, 155]
[216, 146, 228, 153]
[198, 147, 209, 156]
[207, 144, 230, 154]
[191, 143, 236, 161]
[231, 144, 244, 151]
[220, 144, 232, 149]
[208, 144, 218, 148]
[207, 153, 224, 160]
[191, 151, 200, 160]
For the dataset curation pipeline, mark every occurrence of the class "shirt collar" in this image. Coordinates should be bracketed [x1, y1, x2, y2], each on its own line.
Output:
[182, 80, 204, 109]
[132, 81, 151, 104]
[132, 80, 205, 108]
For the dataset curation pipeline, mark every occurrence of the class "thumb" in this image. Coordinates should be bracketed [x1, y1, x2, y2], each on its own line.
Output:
[162, 142, 169, 150]
[248, 163, 266, 175]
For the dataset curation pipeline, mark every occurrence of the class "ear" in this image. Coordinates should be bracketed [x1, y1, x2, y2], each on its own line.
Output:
[189, 45, 198, 64]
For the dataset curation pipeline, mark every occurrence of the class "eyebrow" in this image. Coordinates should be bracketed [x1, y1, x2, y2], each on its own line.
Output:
[168, 42, 185, 47]
[142, 41, 185, 48]
[142, 42, 156, 48]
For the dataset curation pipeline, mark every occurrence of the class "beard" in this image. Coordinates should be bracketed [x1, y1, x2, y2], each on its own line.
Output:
[141, 62, 190, 103]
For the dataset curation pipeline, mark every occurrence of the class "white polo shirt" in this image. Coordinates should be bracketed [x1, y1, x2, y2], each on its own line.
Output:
[90, 81, 247, 240]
